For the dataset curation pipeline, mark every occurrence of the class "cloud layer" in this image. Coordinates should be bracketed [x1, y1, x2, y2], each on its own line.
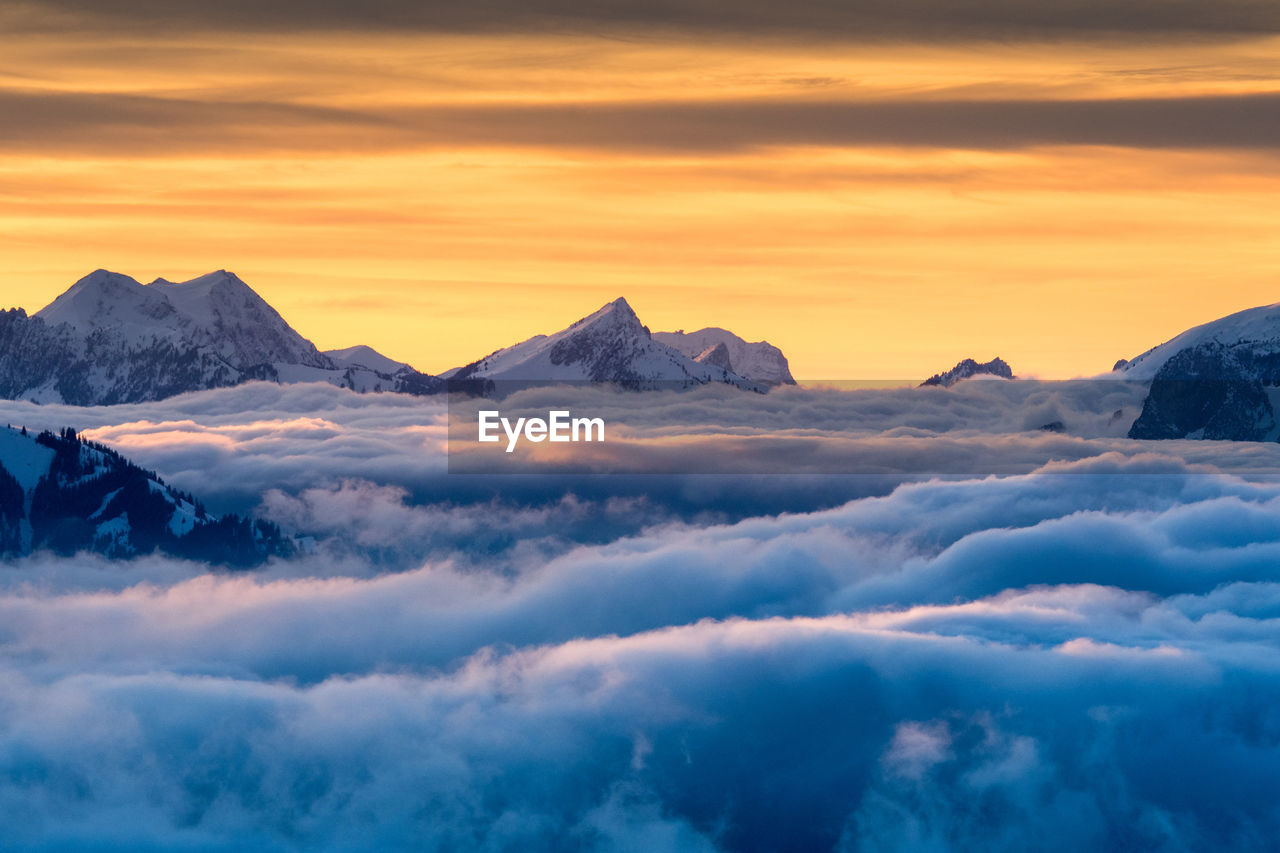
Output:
[1, 383, 1280, 848]
[16, 0, 1280, 39]
[6, 91, 1280, 157]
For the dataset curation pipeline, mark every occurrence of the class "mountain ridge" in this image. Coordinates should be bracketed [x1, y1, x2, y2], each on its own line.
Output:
[5, 270, 794, 404]
[443, 297, 763, 390]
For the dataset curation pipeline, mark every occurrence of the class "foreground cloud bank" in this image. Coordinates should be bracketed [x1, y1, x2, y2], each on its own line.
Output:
[3, 383, 1280, 850]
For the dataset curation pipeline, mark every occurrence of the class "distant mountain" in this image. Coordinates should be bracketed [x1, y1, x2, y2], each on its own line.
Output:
[0, 270, 442, 405]
[0, 425, 288, 565]
[652, 328, 795, 386]
[920, 357, 1014, 388]
[325, 345, 413, 375]
[443, 298, 762, 390]
[38, 269, 330, 369]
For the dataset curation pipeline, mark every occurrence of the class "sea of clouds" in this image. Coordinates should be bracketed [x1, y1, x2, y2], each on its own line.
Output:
[1, 381, 1280, 850]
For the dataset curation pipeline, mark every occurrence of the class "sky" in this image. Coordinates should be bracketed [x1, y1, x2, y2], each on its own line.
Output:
[1, 1, 1279, 378]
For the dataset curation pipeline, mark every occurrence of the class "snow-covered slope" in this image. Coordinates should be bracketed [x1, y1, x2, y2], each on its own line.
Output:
[652, 327, 795, 386]
[445, 298, 760, 390]
[0, 425, 288, 563]
[325, 345, 413, 375]
[150, 271, 330, 368]
[1117, 302, 1280, 382]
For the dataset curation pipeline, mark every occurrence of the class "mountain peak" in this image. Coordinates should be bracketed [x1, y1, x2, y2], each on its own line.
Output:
[36, 269, 172, 334]
[575, 296, 642, 329]
[33, 268, 328, 371]
[920, 357, 1014, 388]
[67, 269, 146, 294]
[445, 296, 757, 389]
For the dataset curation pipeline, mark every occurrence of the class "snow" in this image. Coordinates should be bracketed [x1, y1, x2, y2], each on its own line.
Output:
[168, 499, 197, 536]
[34, 270, 177, 346]
[325, 345, 412, 375]
[652, 327, 795, 385]
[445, 298, 760, 389]
[0, 427, 55, 492]
[34, 269, 329, 370]
[93, 515, 132, 550]
[1119, 301, 1280, 380]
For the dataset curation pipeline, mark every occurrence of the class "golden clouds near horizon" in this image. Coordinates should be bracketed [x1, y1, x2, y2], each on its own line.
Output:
[1, 32, 1279, 377]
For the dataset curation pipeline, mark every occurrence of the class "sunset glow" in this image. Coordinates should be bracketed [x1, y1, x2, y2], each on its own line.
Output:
[3, 19, 1280, 378]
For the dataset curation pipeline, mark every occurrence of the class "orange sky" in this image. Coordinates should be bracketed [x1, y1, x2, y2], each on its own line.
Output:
[2, 24, 1279, 378]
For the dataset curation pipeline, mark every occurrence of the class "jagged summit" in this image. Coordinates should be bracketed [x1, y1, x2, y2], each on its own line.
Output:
[921, 357, 1014, 388]
[561, 297, 645, 335]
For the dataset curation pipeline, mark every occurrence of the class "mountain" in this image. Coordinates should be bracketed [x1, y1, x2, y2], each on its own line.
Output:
[1117, 301, 1280, 441]
[693, 341, 735, 373]
[443, 298, 762, 390]
[0, 425, 289, 565]
[325, 345, 413, 375]
[1115, 301, 1280, 383]
[0, 270, 443, 405]
[920, 357, 1014, 388]
[37, 269, 330, 369]
[1128, 343, 1277, 441]
[652, 328, 796, 386]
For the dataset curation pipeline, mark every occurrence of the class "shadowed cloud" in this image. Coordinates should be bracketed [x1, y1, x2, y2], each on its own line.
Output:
[3, 89, 1280, 156]
[13, 0, 1280, 40]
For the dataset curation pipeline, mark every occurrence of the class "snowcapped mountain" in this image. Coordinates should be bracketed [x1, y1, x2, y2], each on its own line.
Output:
[443, 298, 761, 390]
[37, 269, 329, 369]
[920, 357, 1014, 388]
[0, 425, 288, 564]
[652, 327, 796, 386]
[325, 345, 412, 375]
[1116, 301, 1280, 384]
[0, 269, 442, 405]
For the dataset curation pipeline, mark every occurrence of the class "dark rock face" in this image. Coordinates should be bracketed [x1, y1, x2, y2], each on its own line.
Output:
[693, 342, 735, 374]
[921, 357, 1014, 388]
[1128, 343, 1276, 441]
[1113, 358, 1130, 371]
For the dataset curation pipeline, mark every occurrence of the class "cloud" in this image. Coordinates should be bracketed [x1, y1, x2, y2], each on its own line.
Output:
[14, 0, 1280, 41]
[4, 89, 1280, 156]
[3, 383, 1280, 847]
